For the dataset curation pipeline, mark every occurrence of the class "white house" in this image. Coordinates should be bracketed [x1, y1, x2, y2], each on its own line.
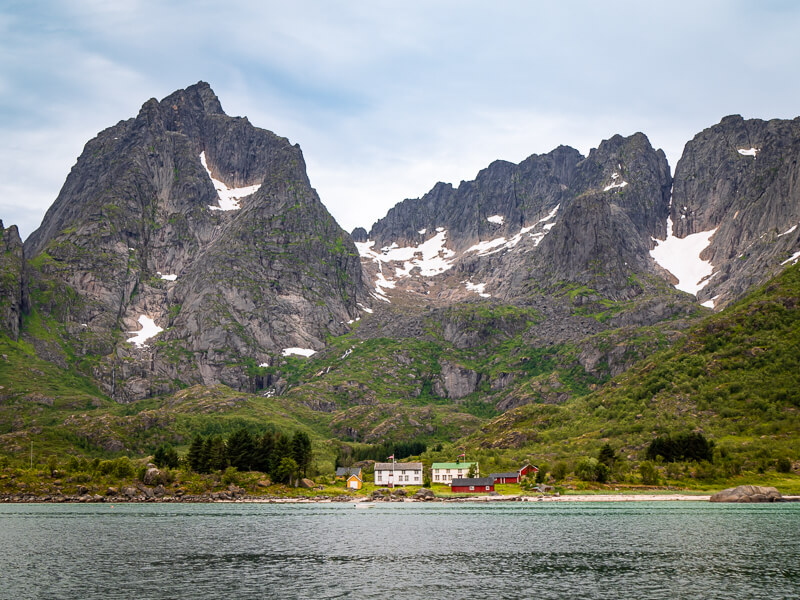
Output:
[431, 462, 479, 484]
[374, 462, 423, 487]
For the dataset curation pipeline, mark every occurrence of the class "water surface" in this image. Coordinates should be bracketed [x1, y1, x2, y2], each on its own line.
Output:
[1, 501, 797, 599]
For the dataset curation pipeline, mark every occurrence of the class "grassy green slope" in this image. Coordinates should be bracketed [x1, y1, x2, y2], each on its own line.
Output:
[464, 262, 800, 469]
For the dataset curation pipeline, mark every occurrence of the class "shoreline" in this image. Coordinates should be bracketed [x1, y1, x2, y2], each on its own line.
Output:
[3, 492, 798, 504]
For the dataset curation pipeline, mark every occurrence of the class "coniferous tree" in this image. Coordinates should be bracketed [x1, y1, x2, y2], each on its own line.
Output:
[188, 435, 205, 472]
[255, 431, 275, 473]
[291, 431, 312, 477]
[199, 437, 214, 474]
[207, 436, 229, 472]
[153, 443, 179, 469]
[227, 428, 256, 471]
[271, 432, 292, 477]
[598, 443, 617, 468]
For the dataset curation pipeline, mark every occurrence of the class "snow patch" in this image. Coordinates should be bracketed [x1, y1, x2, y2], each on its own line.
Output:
[778, 225, 797, 237]
[157, 272, 177, 281]
[258, 362, 270, 368]
[200, 151, 261, 211]
[418, 228, 427, 235]
[281, 347, 316, 357]
[781, 250, 800, 266]
[357, 230, 456, 296]
[701, 296, 719, 309]
[650, 216, 717, 296]
[126, 315, 163, 348]
[487, 215, 504, 225]
[738, 147, 759, 158]
[604, 175, 629, 192]
[466, 204, 559, 256]
[464, 281, 491, 298]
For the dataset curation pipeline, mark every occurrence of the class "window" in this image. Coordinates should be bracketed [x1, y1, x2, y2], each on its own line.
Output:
[469, 486, 475, 491]
[485, 486, 490, 490]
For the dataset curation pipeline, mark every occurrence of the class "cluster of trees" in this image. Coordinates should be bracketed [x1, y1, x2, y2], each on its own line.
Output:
[574, 443, 618, 483]
[646, 432, 714, 463]
[337, 440, 427, 466]
[152, 428, 313, 484]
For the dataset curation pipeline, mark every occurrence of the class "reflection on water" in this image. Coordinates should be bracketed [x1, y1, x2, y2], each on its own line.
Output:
[1, 502, 798, 599]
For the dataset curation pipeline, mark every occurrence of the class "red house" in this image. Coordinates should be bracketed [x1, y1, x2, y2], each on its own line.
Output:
[489, 464, 538, 484]
[489, 471, 521, 484]
[451, 477, 495, 493]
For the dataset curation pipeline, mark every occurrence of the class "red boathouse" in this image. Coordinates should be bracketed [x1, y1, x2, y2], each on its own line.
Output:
[450, 477, 495, 493]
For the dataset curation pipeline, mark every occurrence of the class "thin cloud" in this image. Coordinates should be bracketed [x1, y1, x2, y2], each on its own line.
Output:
[2, 1, 800, 238]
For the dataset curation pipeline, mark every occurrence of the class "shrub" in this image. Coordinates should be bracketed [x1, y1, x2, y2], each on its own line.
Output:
[222, 466, 240, 486]
[551, 462, 568, 482]
[776, 457, 792, 473]
[575, 457, 609, 483]
[535, 463, 549, 484]
[639, 461, 660, 485]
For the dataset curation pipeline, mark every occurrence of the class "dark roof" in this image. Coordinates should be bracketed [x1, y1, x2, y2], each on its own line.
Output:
[335, 467, 361, 477]
[451, 477, 495, 487]
[489, 472, 519, 479]
[374, 462, 423, 471]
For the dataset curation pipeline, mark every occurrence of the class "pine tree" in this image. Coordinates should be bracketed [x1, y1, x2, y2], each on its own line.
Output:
[153, 443, 178, 469]
[227, 428, 255, 471]
[271, 432, 292, 477]
[598, 443, 617, 468]
[291, 431, 312, 477]
[207, 436, 228, 472]
[188, 435, 205, 472]
[254, 431, 274, 473]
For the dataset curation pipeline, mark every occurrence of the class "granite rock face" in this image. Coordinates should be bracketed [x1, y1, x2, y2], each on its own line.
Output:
[0, 221, 29, 340]
[22, 82, 369, 401]
[670, 115, 800, 308]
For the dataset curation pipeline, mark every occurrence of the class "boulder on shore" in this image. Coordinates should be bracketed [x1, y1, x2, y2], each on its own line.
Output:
[709, 485, 783, 503]
[413, 488, 436, 501]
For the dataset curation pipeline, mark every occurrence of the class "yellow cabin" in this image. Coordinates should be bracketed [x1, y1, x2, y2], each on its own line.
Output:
[346, 474, 363, 490]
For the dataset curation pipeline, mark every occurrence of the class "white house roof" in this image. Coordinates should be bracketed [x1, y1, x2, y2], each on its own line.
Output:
[374, 462, 423, 471]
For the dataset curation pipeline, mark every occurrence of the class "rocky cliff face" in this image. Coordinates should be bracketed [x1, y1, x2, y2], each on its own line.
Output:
[0, 221, 28, 340]
[669, 115, 800, 308]
[23, 82, 369, 401]
[358, 132, 674, 306]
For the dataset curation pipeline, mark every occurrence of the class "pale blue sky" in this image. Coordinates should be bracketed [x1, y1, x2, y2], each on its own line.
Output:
[2, 1, 800, 238]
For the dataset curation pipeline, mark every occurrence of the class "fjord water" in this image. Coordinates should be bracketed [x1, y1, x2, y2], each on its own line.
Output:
[1, 502, 797, 599]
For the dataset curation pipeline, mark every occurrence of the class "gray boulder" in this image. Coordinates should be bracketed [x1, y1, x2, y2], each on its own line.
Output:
[413, 488, 436, 501]
[142, 467, 161, 485]
[709, 485, 783, 503]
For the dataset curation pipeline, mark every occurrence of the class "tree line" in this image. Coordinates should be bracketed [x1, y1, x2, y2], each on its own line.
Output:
[153, 428, 312, 484]
[645, 432, 714, 463]
[336, 440, 427, 466]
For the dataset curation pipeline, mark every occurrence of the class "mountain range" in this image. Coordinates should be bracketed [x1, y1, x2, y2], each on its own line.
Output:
[1, 82, 798, 465]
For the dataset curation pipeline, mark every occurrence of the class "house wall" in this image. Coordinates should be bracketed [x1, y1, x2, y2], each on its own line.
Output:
[374, 468, 422, 486]
[431, 464, 477, 484]
[452, 484, 494, 493]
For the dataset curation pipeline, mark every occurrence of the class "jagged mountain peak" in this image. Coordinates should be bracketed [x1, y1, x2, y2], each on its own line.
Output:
[19, 83, 369, 401]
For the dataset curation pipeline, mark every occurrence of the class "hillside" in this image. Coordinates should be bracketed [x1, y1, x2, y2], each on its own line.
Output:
[466, 261, 800, 471]
[1, 86, 799, 481]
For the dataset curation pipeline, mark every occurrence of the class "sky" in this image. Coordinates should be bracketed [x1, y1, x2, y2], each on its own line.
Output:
[3, 1, 800, 240]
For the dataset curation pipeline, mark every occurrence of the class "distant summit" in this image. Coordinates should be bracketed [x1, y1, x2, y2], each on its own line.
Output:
[21, 82, 370, 401]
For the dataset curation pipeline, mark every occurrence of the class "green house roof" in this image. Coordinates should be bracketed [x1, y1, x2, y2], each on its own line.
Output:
[431, 462, 477, 469]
